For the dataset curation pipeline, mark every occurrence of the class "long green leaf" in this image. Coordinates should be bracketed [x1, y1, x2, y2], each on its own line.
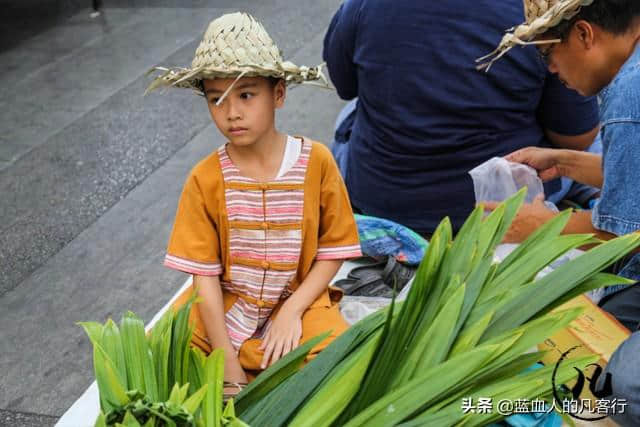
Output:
[488, 188, 526, 250]
[102, 319, 127, 391]
[382, 220, 451, 388]
[340, 294, 399, 421]
[482, 234, 640, 340]
[168, 382, 189, 406]
[238, 308, 386, 425]
[288, 334, 379, 427]
[79, 322, 129, 412]
[183, 383, 208, 414]
[94, 341, 131, 411]
[234, 332, 329, 414]
[121, 312, 158, 400]
[169, 294, 196, 387]
[188, 347, 206, 395]
[475, 203, 505, 262]
[460, 355, 599, 427]
[449, 310, 494, 357]
[480, 234, 595, 303]
[537, 272, 635, 317]
[149, 309, 174, 401]
[393, 281, 465, 387]
[202, 348, 224, 427]
[495, 208, 572, 276]
[342, 345, 500, 427]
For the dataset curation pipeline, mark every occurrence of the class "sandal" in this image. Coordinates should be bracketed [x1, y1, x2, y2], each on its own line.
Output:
[334, 257, 415, 298]
[381, 257, 415, 292]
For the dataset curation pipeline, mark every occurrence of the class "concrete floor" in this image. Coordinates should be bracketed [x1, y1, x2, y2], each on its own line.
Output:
[0, 1, 345, 423]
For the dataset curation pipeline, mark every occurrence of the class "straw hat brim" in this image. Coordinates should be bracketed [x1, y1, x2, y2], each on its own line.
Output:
[146, 62, 329, 96]
[477, 0, 595, 71]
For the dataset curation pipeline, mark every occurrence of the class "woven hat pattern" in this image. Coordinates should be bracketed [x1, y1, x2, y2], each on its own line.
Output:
[146, 12, 328, 94]
[477, 0, 595, 71]
[191, 14, 282, 72]
[524, 0, 559, 23]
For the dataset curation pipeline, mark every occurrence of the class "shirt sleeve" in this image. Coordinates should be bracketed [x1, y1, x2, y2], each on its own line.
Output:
[592, 122, 640, 236]
[317, 154, 362, 260]
[164, 173, 223, 276]
[537, 73, 600, 136]
[322, 0, 362, 100]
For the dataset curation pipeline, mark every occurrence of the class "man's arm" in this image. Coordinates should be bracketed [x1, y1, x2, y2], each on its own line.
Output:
[538, 73, 600, 149]
[545, 126, 599, 150]
[323, 0, 363, 100]
[506, 147, 603, 188]
[563, 209, 616, 241]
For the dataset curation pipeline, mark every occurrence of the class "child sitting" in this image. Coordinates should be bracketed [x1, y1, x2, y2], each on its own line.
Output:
[147, 12, 361, 393]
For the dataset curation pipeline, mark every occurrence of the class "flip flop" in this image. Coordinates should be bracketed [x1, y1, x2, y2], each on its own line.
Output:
[381, 256, 415, 292]
[334, 258, 390, 297]
[334, 257, 415, 298]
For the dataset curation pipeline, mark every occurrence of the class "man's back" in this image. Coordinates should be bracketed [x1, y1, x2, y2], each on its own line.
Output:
[324, 0, 598, 233]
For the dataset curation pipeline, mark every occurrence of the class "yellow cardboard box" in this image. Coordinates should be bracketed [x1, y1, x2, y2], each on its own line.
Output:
[538, 294, 630, 401]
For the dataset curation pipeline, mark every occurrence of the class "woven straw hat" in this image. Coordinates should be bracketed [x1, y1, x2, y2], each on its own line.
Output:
[146, 12, 329, 99]
[477, 0, 595, 70]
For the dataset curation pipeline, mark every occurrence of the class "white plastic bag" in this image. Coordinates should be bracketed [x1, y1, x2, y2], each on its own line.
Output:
[469, 157, 546, 203]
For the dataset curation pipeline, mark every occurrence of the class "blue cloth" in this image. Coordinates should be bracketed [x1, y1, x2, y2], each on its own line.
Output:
[354, 214, 428, 265]
[323, 0, 599, 234]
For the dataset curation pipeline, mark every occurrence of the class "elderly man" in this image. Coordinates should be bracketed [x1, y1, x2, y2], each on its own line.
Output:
[323, 0, 600, 236]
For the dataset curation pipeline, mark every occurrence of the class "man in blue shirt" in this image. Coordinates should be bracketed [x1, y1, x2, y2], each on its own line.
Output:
[323, 0, 599, 235]
[482, 1, 640, 425]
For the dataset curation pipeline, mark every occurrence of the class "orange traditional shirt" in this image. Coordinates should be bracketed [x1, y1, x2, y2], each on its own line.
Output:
[164, 137, 361, 350]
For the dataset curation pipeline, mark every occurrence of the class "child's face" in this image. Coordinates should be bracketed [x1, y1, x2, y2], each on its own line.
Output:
[203, 77, 285, 146]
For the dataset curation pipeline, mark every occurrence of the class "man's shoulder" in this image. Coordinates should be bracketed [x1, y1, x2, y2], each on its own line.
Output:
[601, 60, 640, 125]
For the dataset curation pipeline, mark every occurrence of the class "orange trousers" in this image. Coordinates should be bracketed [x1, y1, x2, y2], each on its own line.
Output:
[171, 285, 349, 375]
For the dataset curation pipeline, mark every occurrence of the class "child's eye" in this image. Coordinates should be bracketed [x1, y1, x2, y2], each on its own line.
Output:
[209, 97, 220, 104]
[240, 92, 254, 100]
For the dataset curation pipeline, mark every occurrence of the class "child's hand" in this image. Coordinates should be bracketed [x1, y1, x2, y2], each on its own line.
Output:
[259, 306, 303, 369]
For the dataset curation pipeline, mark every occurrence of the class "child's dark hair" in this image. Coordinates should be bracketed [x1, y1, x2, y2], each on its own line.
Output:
[267, 77, 284, 87]
[197, 76, 283, 95]
[548, 0, 640, 40]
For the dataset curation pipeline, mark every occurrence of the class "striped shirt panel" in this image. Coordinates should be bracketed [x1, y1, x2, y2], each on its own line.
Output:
[316, 244, 363, 260]
[218, 141, 309, 351]
[163, 254, 223, 276]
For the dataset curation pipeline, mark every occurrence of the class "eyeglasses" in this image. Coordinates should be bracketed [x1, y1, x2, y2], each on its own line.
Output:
[536, 40, 560, 65]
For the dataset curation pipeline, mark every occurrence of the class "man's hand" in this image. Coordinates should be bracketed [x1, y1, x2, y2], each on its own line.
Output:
[259, 305, 303, 369]
[505, 147, 567, 182]
[481, 194, 557, 243]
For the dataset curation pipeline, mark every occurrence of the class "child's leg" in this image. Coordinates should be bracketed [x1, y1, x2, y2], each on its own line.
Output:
[238, 289, 349, 371]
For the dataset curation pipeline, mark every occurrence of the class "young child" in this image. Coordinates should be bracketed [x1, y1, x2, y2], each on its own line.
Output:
[147, 12, 361, 390]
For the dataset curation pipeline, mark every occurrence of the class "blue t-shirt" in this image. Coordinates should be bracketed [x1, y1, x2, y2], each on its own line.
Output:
[323, 0, 599, 234]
